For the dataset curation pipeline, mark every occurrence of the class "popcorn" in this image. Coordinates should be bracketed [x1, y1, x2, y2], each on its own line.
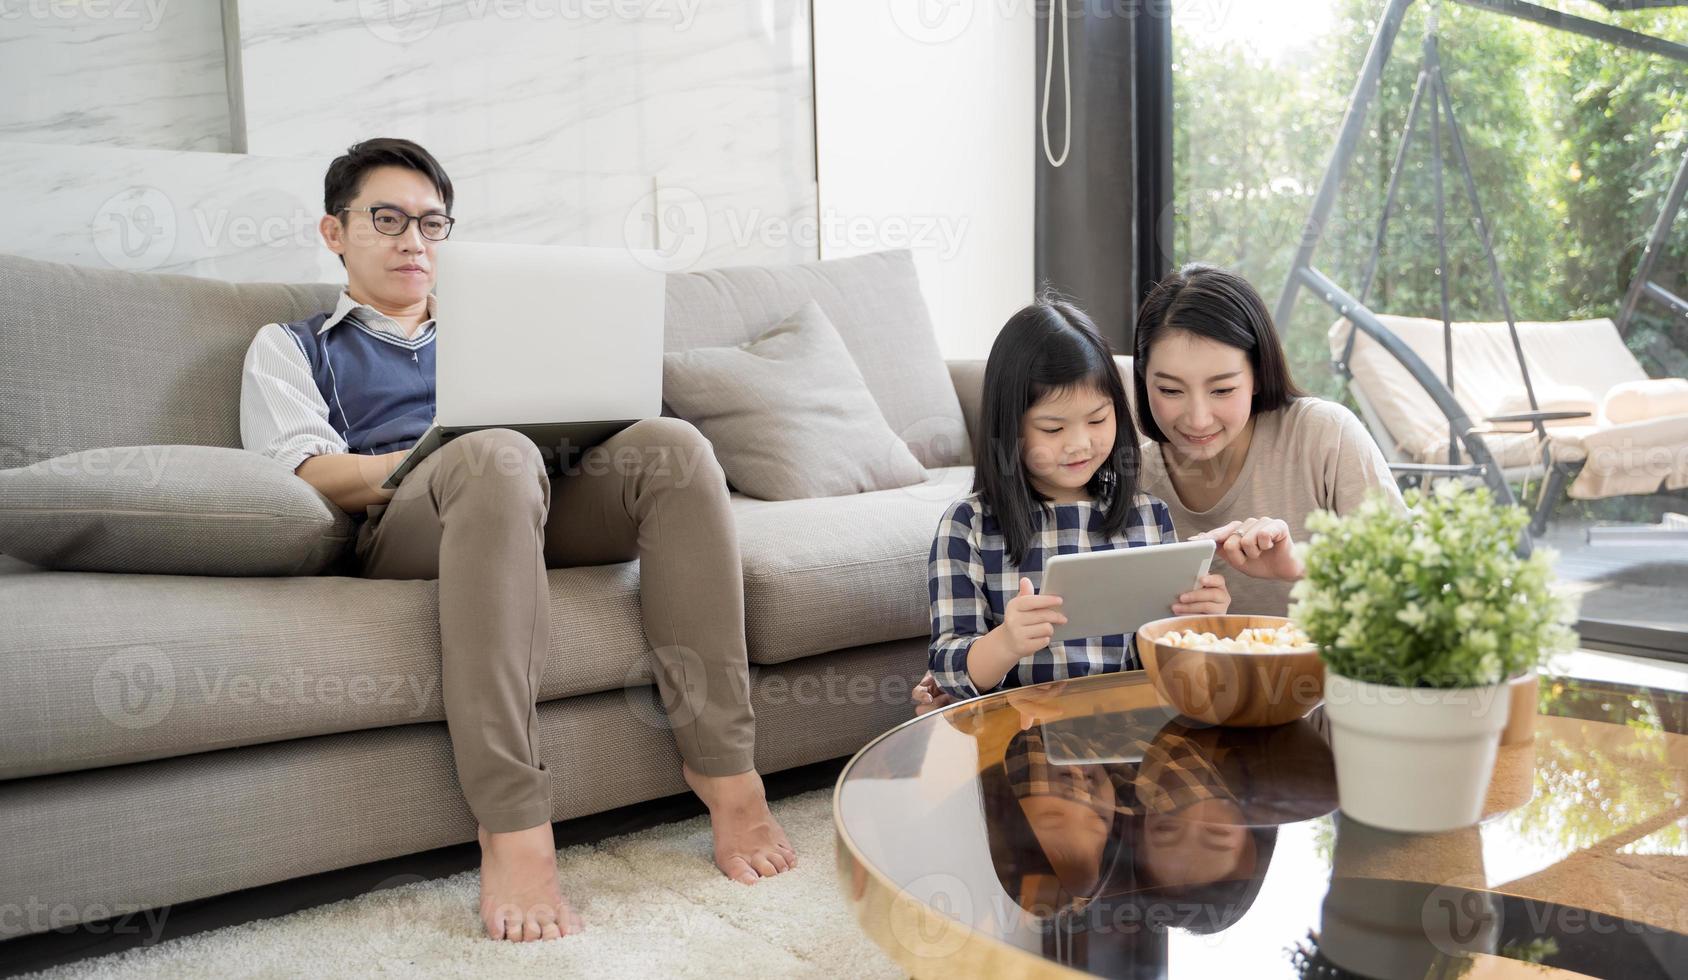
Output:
[1159, 624, 1314, 653]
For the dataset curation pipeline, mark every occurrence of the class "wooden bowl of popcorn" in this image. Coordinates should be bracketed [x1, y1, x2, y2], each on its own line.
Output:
[1135, 615, 1325, 727]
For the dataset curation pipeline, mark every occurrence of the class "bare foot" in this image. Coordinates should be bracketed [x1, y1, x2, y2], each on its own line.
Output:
[682, 764, 797, 884]
[477, 823, 582, 941]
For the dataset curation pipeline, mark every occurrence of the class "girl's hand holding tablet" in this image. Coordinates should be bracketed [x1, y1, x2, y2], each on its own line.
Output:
[1002, 578, 1068, 657]
[1171, 572, 1232, 615]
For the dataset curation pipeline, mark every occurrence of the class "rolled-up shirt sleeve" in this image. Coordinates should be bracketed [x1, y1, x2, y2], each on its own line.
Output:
[240, 323, 347, 473]
[928, 500, 990, 700]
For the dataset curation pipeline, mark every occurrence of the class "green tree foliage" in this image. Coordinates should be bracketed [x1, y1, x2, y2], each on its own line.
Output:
[1172, 0, 1688, 395]
[1540, 7, 1688, 376]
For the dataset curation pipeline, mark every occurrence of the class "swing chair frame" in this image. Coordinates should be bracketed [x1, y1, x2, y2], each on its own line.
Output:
[1274, 0, 1688, 542]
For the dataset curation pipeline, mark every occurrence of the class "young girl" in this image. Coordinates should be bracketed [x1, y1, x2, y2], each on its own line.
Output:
[915, 299, 1230, 707]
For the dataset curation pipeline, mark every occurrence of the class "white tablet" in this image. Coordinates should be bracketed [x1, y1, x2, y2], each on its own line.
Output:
[1040, 539, 1216, 644]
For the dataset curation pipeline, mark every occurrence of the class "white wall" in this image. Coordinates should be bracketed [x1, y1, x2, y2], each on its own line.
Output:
[0, 0, 817, 280]
[813, 0, 1035, 360]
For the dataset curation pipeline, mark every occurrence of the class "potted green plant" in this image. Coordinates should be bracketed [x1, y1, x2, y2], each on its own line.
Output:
[1290, 483, 1575, 833]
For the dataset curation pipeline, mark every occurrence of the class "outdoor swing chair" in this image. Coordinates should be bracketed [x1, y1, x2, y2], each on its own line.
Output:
[1277, 0, 1688, 544]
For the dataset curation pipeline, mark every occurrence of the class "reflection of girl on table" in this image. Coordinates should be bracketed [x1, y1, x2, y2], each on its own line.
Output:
[980, 714, 1277, 959]
[914, 300, 1231, 710]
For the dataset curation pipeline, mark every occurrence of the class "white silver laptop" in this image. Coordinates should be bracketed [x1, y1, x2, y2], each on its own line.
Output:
[382, 241, 665, 489]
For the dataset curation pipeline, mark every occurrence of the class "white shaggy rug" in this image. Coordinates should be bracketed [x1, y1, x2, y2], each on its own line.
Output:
[27, 790, 901, 980]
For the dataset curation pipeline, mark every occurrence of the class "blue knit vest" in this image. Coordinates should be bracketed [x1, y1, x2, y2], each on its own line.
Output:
[279, 311, 436, 455]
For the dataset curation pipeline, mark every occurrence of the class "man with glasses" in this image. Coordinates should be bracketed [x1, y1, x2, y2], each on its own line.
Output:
[239, 138, 795, 943]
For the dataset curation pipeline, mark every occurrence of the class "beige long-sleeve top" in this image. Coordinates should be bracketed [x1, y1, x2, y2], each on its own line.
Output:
[1139, 397, 1405, 616]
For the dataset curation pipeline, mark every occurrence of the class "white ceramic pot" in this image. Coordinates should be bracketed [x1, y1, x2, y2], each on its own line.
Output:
[1322, 672, 1511, 833]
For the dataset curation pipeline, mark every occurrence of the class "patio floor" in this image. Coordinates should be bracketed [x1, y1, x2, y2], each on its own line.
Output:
[1542, 517, 1688, 633]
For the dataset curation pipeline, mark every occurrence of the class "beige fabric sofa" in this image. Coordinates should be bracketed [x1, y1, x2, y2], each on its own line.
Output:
[0, 248, 991, 942]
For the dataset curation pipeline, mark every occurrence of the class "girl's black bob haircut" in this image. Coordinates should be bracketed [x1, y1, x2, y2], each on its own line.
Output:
[1132, 263, 1304, 444]
[973, 295, 1140, 567]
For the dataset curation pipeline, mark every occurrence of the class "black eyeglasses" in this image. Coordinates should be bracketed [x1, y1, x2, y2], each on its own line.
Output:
[339, 206, 455, 241]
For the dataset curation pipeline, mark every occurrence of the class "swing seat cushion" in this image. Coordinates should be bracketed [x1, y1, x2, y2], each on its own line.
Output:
[1331, 314, 1688, 498]
[1488, 384, 1598, 431]
[1601, 378, 1688, 426]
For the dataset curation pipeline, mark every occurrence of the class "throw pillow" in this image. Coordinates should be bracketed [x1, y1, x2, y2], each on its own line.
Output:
[0, 445, 355, 575]
[664, 249, 970, 467]
[661, 302, 929, 500]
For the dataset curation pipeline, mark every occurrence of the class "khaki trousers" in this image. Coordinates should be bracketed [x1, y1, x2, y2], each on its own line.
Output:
[354, 419, 756, 833]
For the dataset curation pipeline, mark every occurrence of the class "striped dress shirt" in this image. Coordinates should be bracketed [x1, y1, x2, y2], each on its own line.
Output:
[239, 291, 437, 473]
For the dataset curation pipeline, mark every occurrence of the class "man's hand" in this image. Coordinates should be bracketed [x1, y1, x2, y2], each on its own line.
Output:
[1190, 517, 1304, 582]
[294, 450, 408, 515]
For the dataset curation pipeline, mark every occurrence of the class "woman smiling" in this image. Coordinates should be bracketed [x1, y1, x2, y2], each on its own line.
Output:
[1132, 264, 1405, 616]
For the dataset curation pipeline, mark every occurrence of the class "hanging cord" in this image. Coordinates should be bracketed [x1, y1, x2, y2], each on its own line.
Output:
[1041, 0, 1072, 168]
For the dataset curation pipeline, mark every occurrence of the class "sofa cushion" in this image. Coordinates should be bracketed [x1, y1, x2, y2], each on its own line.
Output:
[0, 556, 653, 779]
[0, 638, 928, 941]
[662, 301, 928, 500]
[0, 252, 340, 467]
[734, 466, 974, 665]
[0, 446, 354, 576]
[0, 465, 976, 779]
[665, 249, 969, 468]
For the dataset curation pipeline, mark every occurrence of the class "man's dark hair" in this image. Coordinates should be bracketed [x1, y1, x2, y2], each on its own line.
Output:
[1132, 263, 1305, 444]
[323, 137, 455, 218]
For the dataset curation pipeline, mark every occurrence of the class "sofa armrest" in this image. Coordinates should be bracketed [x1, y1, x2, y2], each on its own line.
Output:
[947, 355, 1136, 444]
[1116, 355, 1136, 414]
[946, 359, 988, 446]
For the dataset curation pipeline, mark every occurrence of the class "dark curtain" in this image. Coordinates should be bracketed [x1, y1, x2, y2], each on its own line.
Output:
[1034, 1, 1172, 352]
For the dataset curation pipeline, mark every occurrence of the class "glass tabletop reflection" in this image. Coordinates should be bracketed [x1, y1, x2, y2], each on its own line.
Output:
[834, 658, 1688, 979]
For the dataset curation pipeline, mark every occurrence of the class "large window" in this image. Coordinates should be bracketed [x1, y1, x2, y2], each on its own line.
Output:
[1168, 0, 1688, 646]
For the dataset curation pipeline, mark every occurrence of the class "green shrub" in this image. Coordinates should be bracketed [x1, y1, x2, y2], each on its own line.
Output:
[1290, 483, 1576, 688]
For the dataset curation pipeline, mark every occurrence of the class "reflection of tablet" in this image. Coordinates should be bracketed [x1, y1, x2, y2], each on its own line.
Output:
[1040, 539, 1215, 644]
[1040, 713, 1161, 765]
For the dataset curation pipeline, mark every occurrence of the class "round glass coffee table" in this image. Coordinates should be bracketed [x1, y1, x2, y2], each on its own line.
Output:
[833, 658, 1688, 979]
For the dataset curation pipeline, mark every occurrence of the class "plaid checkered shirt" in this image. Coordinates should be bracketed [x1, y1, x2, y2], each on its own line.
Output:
[927, 480, 1175, 700]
